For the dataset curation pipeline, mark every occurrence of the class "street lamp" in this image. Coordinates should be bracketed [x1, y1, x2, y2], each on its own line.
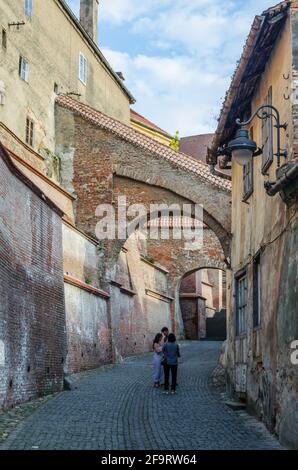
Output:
[223, 104, 287, 167]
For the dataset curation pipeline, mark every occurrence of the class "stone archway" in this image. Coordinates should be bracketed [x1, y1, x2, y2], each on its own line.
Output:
[179, 267, 227, 341]
[55, 95, 232, 355]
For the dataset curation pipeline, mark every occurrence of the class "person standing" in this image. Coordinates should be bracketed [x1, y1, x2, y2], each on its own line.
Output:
[162, 333, 180, 394]
[152, 333, 163, 388]
[161, 327, 169, 344]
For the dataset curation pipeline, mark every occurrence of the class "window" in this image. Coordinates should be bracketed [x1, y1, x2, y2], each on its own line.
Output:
[26, 117, 34, 146]
[235, 270, 248, 336]
[253, 254, 261, 328]
[262, 86, 273, 174]
[79, 53, 87, 85]
[2, 28, 7, 49]
[24, 0, 33, 18]
[243, 127, 254, 200]
[19, 56, 29, 82]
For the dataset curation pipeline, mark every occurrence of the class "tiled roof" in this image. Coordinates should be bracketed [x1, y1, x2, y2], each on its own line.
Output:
[56, 95, 231, 192]
[209, 0, 290, 158]
[130, 109, 172, 137]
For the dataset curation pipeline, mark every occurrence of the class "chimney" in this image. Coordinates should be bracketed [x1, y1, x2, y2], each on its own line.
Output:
[80, 0, 99, 43]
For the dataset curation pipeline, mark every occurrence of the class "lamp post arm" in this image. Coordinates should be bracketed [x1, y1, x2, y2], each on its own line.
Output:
[235, 104, 281, 127]
[236, 104, 287, 168]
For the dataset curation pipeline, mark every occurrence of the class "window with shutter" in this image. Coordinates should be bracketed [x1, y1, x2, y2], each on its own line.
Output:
[261, 87, 273, 174]
[253, 253, 261, 328]
[26, 117, 34, 147]
[243, 127, 254, 201]
[235, 270, 248, 336]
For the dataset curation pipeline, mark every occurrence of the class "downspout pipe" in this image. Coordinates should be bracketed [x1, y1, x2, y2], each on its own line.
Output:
[265, 163, 298, 196]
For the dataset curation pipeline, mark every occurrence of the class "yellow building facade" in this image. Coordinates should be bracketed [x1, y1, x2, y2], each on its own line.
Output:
[0, 0, 134, 156]
[208, 1, 298, 449]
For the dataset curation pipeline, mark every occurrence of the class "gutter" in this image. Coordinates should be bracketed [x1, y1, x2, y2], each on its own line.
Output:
[57, 0, 136, 104]
[265, 163, 298, 196]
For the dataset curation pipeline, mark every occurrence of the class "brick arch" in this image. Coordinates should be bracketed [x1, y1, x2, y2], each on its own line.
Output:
[55, 96, 232, 285]
[113, 174, 231, 261]
[55, 96, 232, 262]
[176, 265, 227, 339]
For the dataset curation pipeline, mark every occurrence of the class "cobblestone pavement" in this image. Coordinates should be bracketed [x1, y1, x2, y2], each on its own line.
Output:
[1, 341, 284, 450]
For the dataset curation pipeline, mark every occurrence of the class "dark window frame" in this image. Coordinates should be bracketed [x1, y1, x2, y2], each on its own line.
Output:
[253, 252, 262, 328]
[261, 86, 273, 175]
[235, 268, 248, 337]
[19, 56, 29, 82]
[26, 117, 34, 147]
[2, 28, 7, 50]
[242, 127, 254, 201]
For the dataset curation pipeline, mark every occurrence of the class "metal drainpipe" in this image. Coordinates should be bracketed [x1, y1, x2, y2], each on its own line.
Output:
[265, 163, 298, 196]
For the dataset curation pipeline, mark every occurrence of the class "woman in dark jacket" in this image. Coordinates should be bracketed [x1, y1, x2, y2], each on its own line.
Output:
[162, 333, 180, 394]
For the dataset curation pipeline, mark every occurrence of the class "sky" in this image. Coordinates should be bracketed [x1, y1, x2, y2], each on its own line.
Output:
[66, 0, 277, 137]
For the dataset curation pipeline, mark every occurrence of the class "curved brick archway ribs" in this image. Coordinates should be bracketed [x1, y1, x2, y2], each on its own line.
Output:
[55, 96, 231, 341]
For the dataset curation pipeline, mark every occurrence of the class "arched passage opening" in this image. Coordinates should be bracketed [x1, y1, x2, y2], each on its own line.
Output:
[179, 268, 227, 341]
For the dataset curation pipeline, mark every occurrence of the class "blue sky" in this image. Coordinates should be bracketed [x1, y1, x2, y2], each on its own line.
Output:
[66, 0, 276, 137]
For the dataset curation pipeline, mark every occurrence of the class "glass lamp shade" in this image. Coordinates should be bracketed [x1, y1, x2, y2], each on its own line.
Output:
[227, 127, 257, 167]
[231, 148, 253, 166]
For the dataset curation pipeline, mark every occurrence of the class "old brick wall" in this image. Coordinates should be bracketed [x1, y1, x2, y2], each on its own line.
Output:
[0, 146, 65, 410]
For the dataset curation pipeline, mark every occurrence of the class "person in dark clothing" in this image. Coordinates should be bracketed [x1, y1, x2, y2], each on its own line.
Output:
[162, 333, 180, 394]
[161, 327, 169, 344]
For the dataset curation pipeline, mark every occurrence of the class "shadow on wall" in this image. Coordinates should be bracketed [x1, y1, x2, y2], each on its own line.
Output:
[206, 309, 227, 341]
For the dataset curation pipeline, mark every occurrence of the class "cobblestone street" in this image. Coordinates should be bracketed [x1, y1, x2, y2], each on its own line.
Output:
[0, 342, 283, 450]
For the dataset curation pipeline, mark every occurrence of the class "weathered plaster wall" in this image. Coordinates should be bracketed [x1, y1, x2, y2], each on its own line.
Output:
[0, 0, 130, 154]
[227, 14, 298, 448]
[64, 283, 111, 373]
[62, 222, 111, 373]
[0, 149, 65, 410]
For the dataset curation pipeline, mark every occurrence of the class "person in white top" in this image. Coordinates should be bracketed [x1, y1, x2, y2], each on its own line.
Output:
[152, 333, 163, 387]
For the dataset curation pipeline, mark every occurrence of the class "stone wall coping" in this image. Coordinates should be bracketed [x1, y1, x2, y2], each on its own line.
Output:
[140, 255, 169, 274]
[145, 288, 174, 303]
[179, 293, 207, 300]
[109, 279, 136, 296]
[62, 218, 99, 245]
[0, 122, 45, 161]
[64, 274, 110, 299]
[8, 146, 76, 202]
[0, 143, 64, 217]
[120, 286, 137, 296]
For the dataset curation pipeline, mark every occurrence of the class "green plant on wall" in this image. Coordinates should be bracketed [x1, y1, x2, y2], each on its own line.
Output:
[142, 254, 155, 265]
[85, 275, 94, 285]
[169, 130, 180, 151]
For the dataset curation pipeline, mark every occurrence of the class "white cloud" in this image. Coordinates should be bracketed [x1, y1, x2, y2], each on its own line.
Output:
[66, 0, 279, 136]
[102, 48, 229, 136]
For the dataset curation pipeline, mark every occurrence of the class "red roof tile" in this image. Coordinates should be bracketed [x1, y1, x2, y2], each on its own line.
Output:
[131, 109, 172, 137]
[56, 95, 231, 192]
